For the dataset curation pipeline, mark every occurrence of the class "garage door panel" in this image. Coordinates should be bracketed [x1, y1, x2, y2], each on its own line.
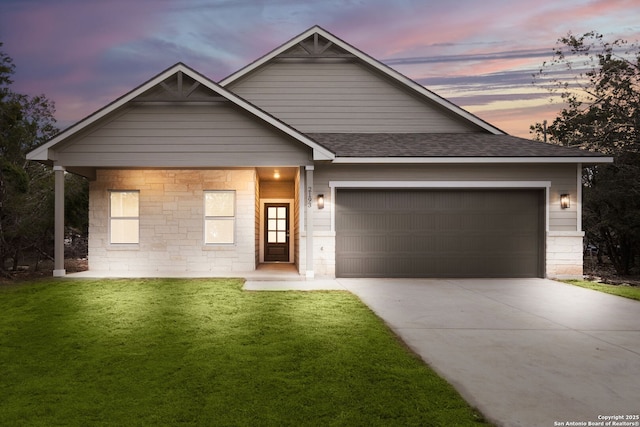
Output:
[340, 214, 387, 231]
[336, 189, 543, 278]
[338, 234, 386, 252]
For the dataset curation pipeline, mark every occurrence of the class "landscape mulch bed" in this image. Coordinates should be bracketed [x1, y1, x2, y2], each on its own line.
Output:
[0, 259, 87, 285]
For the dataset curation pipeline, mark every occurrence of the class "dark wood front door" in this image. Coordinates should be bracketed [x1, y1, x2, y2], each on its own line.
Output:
[264, 203, 289, 262]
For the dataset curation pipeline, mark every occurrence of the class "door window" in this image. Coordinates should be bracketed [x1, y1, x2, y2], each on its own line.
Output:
[267, 206, 287, 243]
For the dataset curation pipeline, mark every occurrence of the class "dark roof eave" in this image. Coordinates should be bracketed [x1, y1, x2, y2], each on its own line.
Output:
[306, 133, 613, 160]
[329, 156, 613, 164]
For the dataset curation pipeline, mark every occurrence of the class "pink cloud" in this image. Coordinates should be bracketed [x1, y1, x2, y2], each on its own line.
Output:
[1, 0, 176, 127]
[514, 0, 640, 43]
[2, 0, 637, 137]
[4, 1, 167, 90]
[473, 102, 565, 138]
[8, 1, 161, 56]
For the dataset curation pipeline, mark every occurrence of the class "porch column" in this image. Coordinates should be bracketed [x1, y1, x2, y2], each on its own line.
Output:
[305, 165, 314, 279]
[53, 165, 66, 277]
[576, 163, 583, 232]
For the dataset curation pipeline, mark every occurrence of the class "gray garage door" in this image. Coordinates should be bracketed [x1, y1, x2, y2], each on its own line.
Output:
[336, 189, 544, 278]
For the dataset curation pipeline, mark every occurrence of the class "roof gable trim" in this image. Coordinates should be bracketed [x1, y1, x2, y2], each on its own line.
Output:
[220, 25, 503, 134]
[27, 63, 334, 162]
[330, 157, 613, 164]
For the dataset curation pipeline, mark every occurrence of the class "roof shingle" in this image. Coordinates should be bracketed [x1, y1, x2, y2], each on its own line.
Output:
[307, 133, 608, 158]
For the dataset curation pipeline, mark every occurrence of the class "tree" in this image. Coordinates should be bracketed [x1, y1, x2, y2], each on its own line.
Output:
[531, 32, 640, 276]
[0, 43, 88, 274]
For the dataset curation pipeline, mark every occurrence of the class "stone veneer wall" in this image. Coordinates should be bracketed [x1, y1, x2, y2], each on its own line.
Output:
[297, 232, 335, 277]
[546, 231, 585, 279]
[89, 169, 256, 274]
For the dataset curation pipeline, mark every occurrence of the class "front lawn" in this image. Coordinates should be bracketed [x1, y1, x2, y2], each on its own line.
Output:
[0, 279, 488, 426]
[564, 279, 640, 301]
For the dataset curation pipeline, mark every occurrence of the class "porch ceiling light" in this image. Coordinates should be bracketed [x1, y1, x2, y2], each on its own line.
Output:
[317, 194, 324, 209]
[560, 194, 570, 209]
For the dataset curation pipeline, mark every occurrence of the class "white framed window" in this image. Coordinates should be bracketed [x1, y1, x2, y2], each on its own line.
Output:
[109, 190, 139, 244]
[204, 191, 235, 244]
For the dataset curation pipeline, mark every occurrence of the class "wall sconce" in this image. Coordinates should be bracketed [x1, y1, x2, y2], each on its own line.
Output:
[560, 194, 570, 209]
[317, 194, 324, 209]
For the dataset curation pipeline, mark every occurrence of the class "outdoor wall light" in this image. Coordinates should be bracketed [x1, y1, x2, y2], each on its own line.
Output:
[560, 194, 570, 209]
[317, 194, 324, 209]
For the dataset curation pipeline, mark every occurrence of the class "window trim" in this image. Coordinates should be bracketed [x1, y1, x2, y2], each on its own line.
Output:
[109, 190, 140, 245]
[204, 190, 236, 245]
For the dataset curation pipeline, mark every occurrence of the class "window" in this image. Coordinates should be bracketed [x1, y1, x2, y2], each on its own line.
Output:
[110, 191, 139, 244]
[267, 206, 288, 243]
[204, 191, 235, 244]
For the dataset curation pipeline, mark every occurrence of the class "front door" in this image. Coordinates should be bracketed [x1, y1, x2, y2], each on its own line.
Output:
[264, 203, 289, 262]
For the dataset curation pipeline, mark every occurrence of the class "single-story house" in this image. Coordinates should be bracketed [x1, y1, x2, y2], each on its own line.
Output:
[28, 26, 612, 279]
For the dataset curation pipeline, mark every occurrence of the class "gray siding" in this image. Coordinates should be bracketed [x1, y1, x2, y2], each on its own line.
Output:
[227, 61, 480, 133]
[55, 103, 311, 167]
[313, 163, 579, 232]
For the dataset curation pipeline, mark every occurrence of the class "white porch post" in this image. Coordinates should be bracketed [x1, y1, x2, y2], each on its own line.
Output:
[53, 165, 66, 277]
[577, 163, 583, 232]
[305, 165, 314, 279]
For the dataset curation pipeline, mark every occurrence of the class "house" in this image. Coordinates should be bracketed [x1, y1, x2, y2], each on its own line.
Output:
[27, 26, 612, 279]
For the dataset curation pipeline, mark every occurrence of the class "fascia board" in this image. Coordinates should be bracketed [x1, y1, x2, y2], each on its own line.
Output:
[330, 156, 614, 164]
[26, 144, 48, 161]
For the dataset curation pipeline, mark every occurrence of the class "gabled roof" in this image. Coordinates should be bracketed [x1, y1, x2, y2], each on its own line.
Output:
[27, 63, 335, 162]
[220, 25, 504, 135]
[27, 27, 613, 168]
[308, 133, 613, 164]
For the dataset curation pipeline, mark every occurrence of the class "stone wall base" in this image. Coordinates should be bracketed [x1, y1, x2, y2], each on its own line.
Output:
[298, 232, 336, 278]
[546, 231, 585, 279]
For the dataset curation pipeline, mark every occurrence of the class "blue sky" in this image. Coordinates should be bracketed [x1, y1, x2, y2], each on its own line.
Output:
[1, 0, 638, 137]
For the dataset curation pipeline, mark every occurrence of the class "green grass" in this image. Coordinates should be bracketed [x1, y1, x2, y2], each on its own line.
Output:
[0, 279, 488, 426]
[564, 279, 640, 301]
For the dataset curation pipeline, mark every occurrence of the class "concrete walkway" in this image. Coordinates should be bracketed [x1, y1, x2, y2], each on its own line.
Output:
[338, 278, 640, 427]
[244, 279, 346, 291]
[67, 263, 305, 281]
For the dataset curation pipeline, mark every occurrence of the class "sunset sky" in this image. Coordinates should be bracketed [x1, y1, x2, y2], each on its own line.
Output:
[1, 0, 638, 138]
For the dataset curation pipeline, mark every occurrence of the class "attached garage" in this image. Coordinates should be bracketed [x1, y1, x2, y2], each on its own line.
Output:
[335, 189, 545, 278]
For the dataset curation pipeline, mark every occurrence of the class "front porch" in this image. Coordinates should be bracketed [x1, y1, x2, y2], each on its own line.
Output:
[50, 162, 326, 278]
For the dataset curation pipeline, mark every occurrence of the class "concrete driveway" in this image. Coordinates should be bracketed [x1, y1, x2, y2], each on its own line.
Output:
[339, 278, 640, 427]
